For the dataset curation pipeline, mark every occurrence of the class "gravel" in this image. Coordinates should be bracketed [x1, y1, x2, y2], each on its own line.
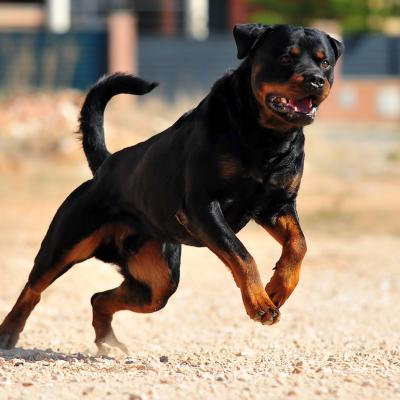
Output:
[0, 113, 399, 399]
[0, 229, 399, 400]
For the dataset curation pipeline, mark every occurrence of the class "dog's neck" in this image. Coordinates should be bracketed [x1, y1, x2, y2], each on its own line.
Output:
[203, 59, 302, 150]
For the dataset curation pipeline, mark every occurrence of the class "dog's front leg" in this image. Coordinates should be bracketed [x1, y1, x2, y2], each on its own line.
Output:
[176, 200, 280, 325]
[255, 204, 307, 308]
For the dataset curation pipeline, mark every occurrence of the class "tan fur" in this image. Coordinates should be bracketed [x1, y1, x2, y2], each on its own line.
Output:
[291, 73, 305, 83]
[251, 64, 332, 128]
[258, 213, 307, 307]
[128, 241, 174, 310]
[315, 50, 326, 61]
[250, 64, 329, 130]
[63, 228, 109, 265]
[290, 47, 301, 57]
[206, 245, 277, 320]
[32, 224, 136, 293]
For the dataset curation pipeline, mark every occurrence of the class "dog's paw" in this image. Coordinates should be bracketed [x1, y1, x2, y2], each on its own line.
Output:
[95, 333, 129, 356]
[0, 327, 20, 349]
[252, 308, 281, 325]
[242, 288, 281, 326]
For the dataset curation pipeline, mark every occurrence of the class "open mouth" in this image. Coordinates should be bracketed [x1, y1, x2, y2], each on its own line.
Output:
[267, 95, 318, 121]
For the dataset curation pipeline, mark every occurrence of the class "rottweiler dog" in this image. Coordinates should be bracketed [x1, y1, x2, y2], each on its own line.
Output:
[0, 24, 343, 353]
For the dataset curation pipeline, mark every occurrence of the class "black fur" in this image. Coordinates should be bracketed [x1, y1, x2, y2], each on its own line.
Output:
[79, 73, 158, 174]
[0, 24, 343, 350]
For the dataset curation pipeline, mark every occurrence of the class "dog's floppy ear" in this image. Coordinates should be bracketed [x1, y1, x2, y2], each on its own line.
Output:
[326, 34, 344, 61]
[233, 24, 274, 59]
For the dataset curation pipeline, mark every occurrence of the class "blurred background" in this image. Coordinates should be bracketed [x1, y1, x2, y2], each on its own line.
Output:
[0, 4, 399, 397]
[0, 0, 399, 235]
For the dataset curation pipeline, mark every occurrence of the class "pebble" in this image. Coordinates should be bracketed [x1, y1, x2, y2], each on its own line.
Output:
[129, 395, 142, 400]
[294, 360, 303, 367]
[291, 366, 302, 374]
[82, 386, 94, 395]
[32, 353, 46, 361]
[14, 361, 24, 367]
[235, 349, 254, 357]
[362, 380, 374, 387]
[159, 355, 169, 363]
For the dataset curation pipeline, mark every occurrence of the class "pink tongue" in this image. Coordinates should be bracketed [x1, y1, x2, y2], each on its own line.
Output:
[289, 97, 313, 113]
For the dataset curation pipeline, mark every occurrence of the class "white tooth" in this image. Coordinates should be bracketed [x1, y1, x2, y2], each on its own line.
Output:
[307, 107, 317, 116]
[281, 98, 288, 104]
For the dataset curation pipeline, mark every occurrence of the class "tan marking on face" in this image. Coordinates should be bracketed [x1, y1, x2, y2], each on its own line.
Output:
[291, 73, 304, 83]
[314, 78, 331, 106]
[128, 241, 175, 309]
[251, 63, 334, 130]
[251, 65, 307, 129]
[250, 66, 293, 129]
[290, 47, 301, 57]
[251, 64, 297, 103]
[315, 50, 326, 61]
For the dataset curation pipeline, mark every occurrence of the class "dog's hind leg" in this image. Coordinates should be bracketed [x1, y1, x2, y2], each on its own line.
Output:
[0, 181, 107, 349]
[91, 240, 181, 355]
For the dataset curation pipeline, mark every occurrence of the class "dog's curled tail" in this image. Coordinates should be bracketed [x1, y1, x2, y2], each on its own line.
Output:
[78, 73, 158, 175]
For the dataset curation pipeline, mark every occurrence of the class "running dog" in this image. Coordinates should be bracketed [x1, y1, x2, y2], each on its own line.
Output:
[0, 24, 343, 353]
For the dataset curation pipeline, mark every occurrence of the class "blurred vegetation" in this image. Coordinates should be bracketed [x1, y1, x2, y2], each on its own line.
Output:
[249, 0, 400, 34]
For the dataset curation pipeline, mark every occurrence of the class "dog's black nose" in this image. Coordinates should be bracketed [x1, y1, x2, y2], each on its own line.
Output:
[305, 73, 325, 90]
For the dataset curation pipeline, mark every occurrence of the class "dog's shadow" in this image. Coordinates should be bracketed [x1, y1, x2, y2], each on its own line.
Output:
[0, 347, 113, 363]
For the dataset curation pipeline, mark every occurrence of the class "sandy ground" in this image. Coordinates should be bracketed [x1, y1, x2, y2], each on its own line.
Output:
[0, 96, 399, 399]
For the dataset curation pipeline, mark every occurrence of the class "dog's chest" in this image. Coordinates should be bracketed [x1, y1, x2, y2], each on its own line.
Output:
[220, 150, 301, 193]
[218, 152, 302, 230]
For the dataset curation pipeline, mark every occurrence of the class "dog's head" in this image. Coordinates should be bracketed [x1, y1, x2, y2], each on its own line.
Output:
[234, 24, 344, 130]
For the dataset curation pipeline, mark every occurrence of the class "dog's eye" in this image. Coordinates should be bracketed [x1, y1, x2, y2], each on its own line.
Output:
[280, 55, 292, 65]
[321, 59, 330, 69]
